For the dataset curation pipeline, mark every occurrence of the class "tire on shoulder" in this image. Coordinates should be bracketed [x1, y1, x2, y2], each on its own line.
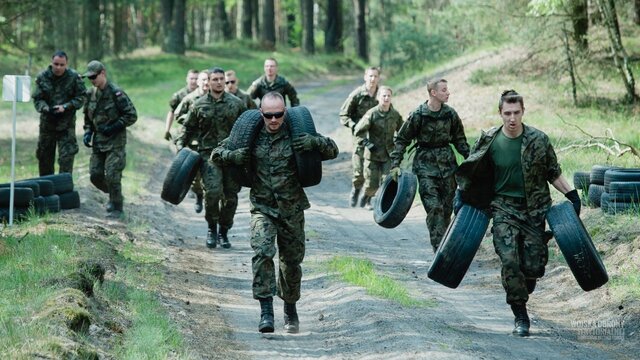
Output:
[373, 171, 417, 228]
[226, 110, 264, 188]
[287, 106, 322, 187]
[161, 148, 203, 205]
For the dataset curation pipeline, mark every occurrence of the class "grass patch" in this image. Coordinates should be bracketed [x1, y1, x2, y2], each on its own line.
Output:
[608, 271, 640, 301]
[326, 256, 434, 307]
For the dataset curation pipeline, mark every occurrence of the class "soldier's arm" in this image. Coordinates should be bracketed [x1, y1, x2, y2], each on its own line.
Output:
[338, 91, 358, 129]
[247, 80, 260, 100]
[210, 138, 232, 165]
[353, 111, 371, 139]
[247, 97, 258, 109]
[316, 135, 339, 161]
[115, 91, 138, 127]
[450, 112, 470, 159]
[67, 74, 87, 111]
[285, 81, 300, 107]
[176, 108, 197, 148]
[83, 92, 94, 132]
[32, 75, 50, 113]
[389, 112, 419, 167]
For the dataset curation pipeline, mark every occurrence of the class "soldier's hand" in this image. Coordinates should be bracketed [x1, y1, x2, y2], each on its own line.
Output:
[389, 167, 401, 182]
[164, 131, 172, 141]
[565, 189, 581, 216]
[292, 133, 320, 152]
[453, 189, 464, 215]
[227, 147, 250, 165]
[99, 121, 125, 137]
[83, 131, 93, 148]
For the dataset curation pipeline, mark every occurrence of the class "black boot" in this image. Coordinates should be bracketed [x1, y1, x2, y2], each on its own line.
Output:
[107, 202, 123, 218]
[511, 303, 530, 337]
[219, 226, 231, 249]
[106, 202, 115, 212]
[359, 195, 372, 209]
[349, 187, 361, 207]
[206, 224, 217, 249]
[526, 279, 536, 294]
[283, 302, 299, 333]
[259, 297, 274, 333]
[194, 194, 203, 214]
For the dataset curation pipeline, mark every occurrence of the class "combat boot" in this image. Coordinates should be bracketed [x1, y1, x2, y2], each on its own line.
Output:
[219, 226, 231, 249]
[194, 194, 203, 214]
[283, 302, 299, 333]
[206, 224, 218, 249]
[511, 303, 530, 337]
[107, 202, 123, 219]
[349, 187, 361, 207]
[359, 195, 372, 209]
[106, 202, 115, 212]
[258, 297, 274, 333]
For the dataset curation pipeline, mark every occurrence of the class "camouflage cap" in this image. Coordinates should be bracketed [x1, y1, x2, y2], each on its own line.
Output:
[83, 60, 105, 77]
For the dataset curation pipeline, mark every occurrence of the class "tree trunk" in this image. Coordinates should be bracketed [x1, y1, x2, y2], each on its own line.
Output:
[238, 0, 253, 39]
[261, 0, 276, 48]
[562, 26, 578, 106]
[161, 0, 174, 52]
[301, 0, 314, 54]
[634, 0, 640, 25]
[353, 0, 368, 61]
[570, 0, 588, 51]
[87, 0, 103, 60]
[216, 0, 233, 41]
[162, 0, 186, 54]
[325, 0, 343, 53]
[253, 0, 260, 41]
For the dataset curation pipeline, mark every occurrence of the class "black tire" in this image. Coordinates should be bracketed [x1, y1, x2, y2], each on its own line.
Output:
[0, 188, 35, 207]
[226, 110, 264, 188]
[161, 148, 203, 205]
[590, 165, 622, 185]
[373, 171, 418, 228]
[608, 181, 640, 202]
[604, 169, 640, 192]
[287, 106, 322, 187]
[35, 173, 74, 194]
[0, 206, 31, 222]
[31, 179, 55, 196]
[32, 196, 46, 215]
[44, 194, 61, 213]
[601, 191, 639, 215]
[0, 180, 41, 197]
[427, 205, 491, 288]
[572, 171, 590, 193]
[546, 201, 608, 291]
[59, 190, 81, 210]
[588, 184, 605, 208]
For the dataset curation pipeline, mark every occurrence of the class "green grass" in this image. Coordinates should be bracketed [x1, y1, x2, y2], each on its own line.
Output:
[326, 256, 435, 307]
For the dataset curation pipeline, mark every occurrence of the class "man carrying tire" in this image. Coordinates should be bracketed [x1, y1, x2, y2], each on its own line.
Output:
[389, 78, 469, 253]
[353, 86, 403, 209]
[455, 90, 581, 337]
[164, 69, 199, 141]
[32, 51, 87, 176]
[177, 67, 246, 249]
[340, 67, 381, 207]
[211, 92, 338, 334]
[248, 58, 299, 108]
[82, 60, 138, 218]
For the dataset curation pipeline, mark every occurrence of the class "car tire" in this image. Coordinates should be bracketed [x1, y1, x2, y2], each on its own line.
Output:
[373, 171, 417, 228]
[226, 110, 264, 188]
[31, 179, 55, 196]
[0, 188, 35, 207]
[601, 191, 638, 215]
[590, 165, 622, 185]
[604, 169, 640, 192]
[608, 181, 640, 202]
[546, 201, 608, 291]
[44, 194, 61, 213]
[0, 206, 31, 222]
[287, 106, 322, 187]
[588, 184, 605, 208]
[32, 196, 46, 215]
[0, 180, 41, 197]
[33, 173, 74, 194]
[573, 171, 590, 194]
[161, 148, 203, 205]
[59, 191, 81, 210]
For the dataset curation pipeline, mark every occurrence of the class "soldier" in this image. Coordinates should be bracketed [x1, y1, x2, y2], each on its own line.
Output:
[211, 92, 339, 334]
[173, 70, 210, 214]
[164, 69, 199, 141]
[32, 50, 86, 176]
[389, 78, 469, 252]
[177, 67, 246, 249]
[340, 66, 380, 207]
[248, 58, 299, 107]
[82, 60, 137, 218]
[353, 86, 403, 209]
[455, 90, 580, 337]
[225, 70, 257, 110]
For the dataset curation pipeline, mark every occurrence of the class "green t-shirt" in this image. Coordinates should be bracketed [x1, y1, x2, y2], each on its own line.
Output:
[490, 130, 525, 198]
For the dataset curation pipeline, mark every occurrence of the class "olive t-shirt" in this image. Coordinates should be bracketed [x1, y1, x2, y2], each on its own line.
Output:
[490, 131, 525, 198]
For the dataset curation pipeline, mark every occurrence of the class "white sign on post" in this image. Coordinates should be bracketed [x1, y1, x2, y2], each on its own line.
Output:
[2, 75, 31, 226]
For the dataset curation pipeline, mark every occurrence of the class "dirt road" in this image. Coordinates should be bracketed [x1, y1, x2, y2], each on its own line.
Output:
[134, 62, 629, 359]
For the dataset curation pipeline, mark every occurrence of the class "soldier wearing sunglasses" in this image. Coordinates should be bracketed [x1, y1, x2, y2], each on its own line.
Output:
[225, 70, 257, 110]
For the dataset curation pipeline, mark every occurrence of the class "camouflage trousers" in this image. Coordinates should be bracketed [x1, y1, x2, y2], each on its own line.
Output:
[199, 157, 223, 227]
[351, 138, 365, 189]
[90, 148, 126, 204]
[491, 195, 548, 305]
[37, 126, 79, 176]
[219, 169, 241, 230]
[191, 171, 203, 196]
[250, 211, 305, 303]
[363, 159, 391, 197]
[415, 171, 457, 250]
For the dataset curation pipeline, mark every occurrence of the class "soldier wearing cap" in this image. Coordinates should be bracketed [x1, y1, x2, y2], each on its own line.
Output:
[82, 60, 138, 218]
[32, 50, 86, 176]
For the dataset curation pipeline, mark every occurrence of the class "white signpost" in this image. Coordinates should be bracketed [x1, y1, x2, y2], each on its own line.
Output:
[2, 75, 31, 226]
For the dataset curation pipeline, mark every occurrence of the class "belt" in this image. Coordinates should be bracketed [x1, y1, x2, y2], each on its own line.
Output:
[494, 194, 527, 205]
[417, 142, 449, 149]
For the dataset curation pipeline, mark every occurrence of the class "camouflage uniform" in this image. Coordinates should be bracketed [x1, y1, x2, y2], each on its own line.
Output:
[229, 89, 257, 110]
[247, 75, 300, 107]
[390, 102, 469, 250]
[173, 89, 207, 196]
[212, 124, 339, 302]
[456, 125, 562, 305]
[169, 86, 191, 114]
[84, 81, 137, 207]
[339, 84, 379, 189]
[32, 65, 86, 175]
[354, 105, 403, 197]
[178, 92, 246, 231]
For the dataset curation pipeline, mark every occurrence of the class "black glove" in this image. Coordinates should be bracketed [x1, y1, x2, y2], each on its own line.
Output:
[565, 189, 581, 216]
[83, 131, 93, 148]
[453, 189, 464, 215]
[98, 121, 126, 137]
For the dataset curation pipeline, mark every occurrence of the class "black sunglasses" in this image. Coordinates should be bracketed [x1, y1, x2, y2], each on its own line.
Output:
[262, 111, 285, 119]
[225, 80, 236, 85]
[87, 74, 98, 80]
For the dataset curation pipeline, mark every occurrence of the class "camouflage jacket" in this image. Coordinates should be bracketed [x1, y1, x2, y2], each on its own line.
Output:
[390, 102, 470, 177]
[179, 92, 246, 153]
[174, 89, 206, 124]
[229, 89, 257, 110]
[339, 84, 378, 131]
[456, 124, 562, 222]
[32, 66, 86, 131]
[169, 86, 191, 112]
[354, 105, 403, 162]
[83, 81, 137, 152]
[248, 75, 300, 107]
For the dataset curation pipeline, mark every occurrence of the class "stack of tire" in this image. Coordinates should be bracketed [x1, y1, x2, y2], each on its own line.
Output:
[572, 165, 640, 215]
[0, 173, 80, 222]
